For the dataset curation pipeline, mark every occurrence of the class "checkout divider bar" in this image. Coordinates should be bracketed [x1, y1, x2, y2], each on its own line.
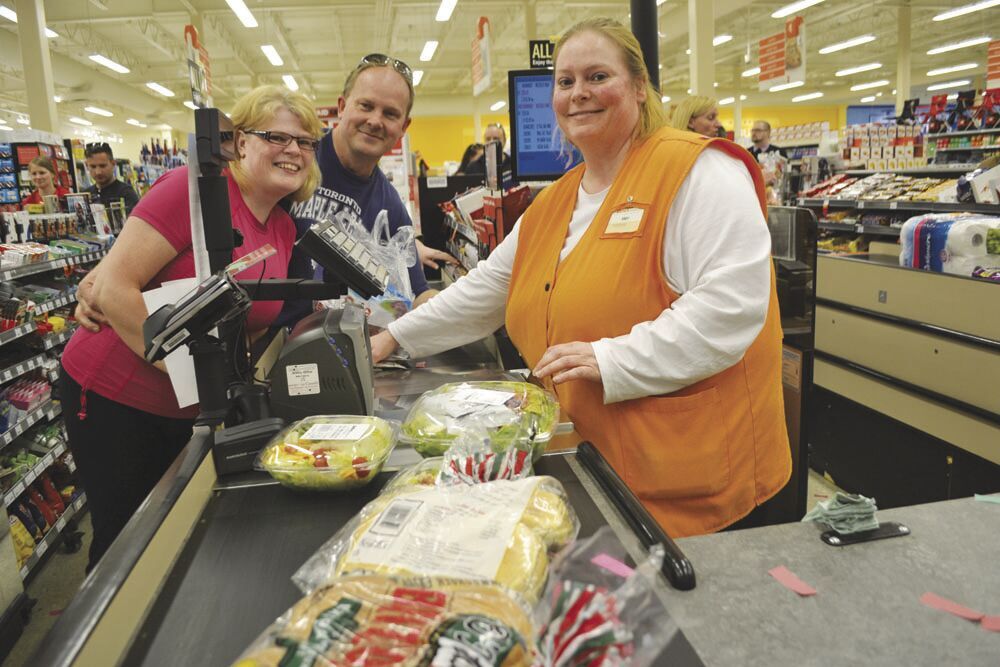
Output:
[576, 442, 696, 591]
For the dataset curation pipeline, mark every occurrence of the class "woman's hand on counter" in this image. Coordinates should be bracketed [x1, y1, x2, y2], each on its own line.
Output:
[533, 341, 602, 385]
[75, 267, 109, 333]
[371, 329, 400, 364]
[416, 239, 459, 270]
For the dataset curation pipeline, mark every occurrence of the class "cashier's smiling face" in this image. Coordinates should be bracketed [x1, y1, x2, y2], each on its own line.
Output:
[337, 67, 412, 174]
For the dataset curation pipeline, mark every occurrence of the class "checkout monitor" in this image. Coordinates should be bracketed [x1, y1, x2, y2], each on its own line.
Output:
[507, 69, 581, 182]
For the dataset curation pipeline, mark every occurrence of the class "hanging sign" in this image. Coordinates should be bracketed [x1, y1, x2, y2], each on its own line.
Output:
[758, 16, 806, 91]
[987, 40, 1000, 90]
[184, 25, 212, 108]
[529, 39, 554, 68]
[472, 17, 492, 96]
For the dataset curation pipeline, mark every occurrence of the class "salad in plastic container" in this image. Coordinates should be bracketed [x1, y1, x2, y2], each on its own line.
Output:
[400, 381, 558, 460]
[257, 415, 398, 491]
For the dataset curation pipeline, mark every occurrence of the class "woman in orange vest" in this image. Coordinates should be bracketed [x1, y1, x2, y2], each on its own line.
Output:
[373, 17, 791, 538]
[21, 156, 71, 207]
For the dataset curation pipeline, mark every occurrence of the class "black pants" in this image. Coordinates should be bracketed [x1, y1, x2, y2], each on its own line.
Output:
[60, 368, 194, 572]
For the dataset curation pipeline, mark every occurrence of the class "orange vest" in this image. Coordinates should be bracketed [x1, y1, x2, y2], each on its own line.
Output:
[506, 126, 791, 537]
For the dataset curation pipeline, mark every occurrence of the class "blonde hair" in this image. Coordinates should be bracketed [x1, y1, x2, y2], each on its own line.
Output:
[670, 96, 718, 132]
[29, 156, 58, 177]
[553, 17, 668, 144]
[229, 85, 322, 203]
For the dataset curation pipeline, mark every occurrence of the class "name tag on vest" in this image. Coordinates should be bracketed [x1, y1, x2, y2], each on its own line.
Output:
[605, 207, 644, 234]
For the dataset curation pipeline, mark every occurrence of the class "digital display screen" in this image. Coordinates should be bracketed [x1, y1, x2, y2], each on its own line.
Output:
[508, 71, 580, 181]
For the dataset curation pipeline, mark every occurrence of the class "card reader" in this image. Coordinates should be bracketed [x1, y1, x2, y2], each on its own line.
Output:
[296, 218, 390, 299]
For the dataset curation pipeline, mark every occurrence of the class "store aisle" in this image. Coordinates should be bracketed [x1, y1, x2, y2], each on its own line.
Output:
[4, 513, 90, 667]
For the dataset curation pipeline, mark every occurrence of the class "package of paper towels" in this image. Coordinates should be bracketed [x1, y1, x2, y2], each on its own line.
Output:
[900, 214, 1000, 276]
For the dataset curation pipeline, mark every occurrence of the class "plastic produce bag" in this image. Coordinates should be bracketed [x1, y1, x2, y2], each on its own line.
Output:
[292, 476, 580, 604]
[256, 415, 398, 491]
[401, 381, 559, 460]
[231, 574, 536, 667]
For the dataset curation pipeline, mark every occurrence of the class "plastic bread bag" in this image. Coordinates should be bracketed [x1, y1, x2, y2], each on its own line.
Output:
[400, 381, 559, 460]
[533, 527, 675, 666]
[292, 476, 580, 605]
[256, 416, 399, 492]
[232, 574, 536, 667]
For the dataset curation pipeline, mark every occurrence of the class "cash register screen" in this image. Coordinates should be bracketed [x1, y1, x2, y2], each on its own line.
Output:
[507, 69, 581, 182]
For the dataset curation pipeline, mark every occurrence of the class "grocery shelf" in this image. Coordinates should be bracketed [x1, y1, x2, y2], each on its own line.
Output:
[778, 140, 821, 148]
[932, 146, 999, 154]
[0, 249, 106, 282]
[927, 128, 1000, 138]
[41, 328, 75, 350]
[0, 400, 60, 450]
[3, 441, 67, 507]
[797, 198, 999, 214]
[843, 165, 977, 176]
[818, 221, 858, 232]
[816, 220, 901, 237]
[34, 290, 78, 316]
[0, 352, 48, 386]
[0, 323, 36, 349]
[19, 493, 87, 581]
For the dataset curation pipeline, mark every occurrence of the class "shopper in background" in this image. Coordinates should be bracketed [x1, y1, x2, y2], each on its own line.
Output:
[669, 96, 723, 138]
[83, 142, 140, 215]
[20, 156, 70, 207]
[749, 120, 786, 158]
[455, 142, 485, 174]
[61, 85, 322, 571]
[463, 123, 512, 178]
[371, 17, 790, 538]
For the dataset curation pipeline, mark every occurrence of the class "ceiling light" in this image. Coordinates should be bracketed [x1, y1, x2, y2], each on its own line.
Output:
[714, 82, 719, 87]
[740, 94, 748, 100]
[84, 106, 113, 117]
[686, 88, 692, 94]
[420, 40, 439, 62]
[713, 34, 733, 46]
[850, 79, 890, 91]
[686, 49, 691, 55]
[183, 100, 199, 110]
[742, 66, 761, 77]
[490, 100, 506, 111]
[946, 93, 959, 100]
[927, 79, 971, 90]
[53, 95, 62, 103]
[818, 35, 875, 54]
[772, 0, 824, 19]
[45, 28, 58, 38]
[792, 92, 824, 102]
[769, 80, 805, 92]
[927, 37, 991, 55]
[146, 82, 175, 97]
[657, 0, 667, 5]
[0, 7, 15, 22]
[860, 95, 876, 102]
[16, 116, 28, 125]
[927, 63, 978, 76]
[661, 95, 671, 103]
[260, 45, 283, 67]
[89, 54, 130, 74]
[719, 97, 735, 105]
[225, 0, 258, 28]
[413, 70, 424, 86]
[69, 117, 93, 126]
[282, 75, 299, 91]
[0, 125, 12, 132]
[126, 118, 147, 128]
[835, 63, 882, 76]
[932, 0, 1000, 21]
[436, 0, 458, 21]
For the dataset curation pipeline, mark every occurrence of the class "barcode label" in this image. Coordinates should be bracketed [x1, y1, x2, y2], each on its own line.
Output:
[299, 423, 372, 441]
[369, 498, 422, 537]
[452, 387, 516, 406]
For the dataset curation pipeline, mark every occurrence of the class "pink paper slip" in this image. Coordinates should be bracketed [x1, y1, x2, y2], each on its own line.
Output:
[919, 592, 984, 621]
[768, 566, 817, 596]
[981, 616, 1000, 633]
[591, 553, 635, 578]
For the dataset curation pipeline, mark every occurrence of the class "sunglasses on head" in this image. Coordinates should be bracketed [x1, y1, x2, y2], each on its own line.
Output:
[84, 142, 112, 157]
[358, 53, 413, 84]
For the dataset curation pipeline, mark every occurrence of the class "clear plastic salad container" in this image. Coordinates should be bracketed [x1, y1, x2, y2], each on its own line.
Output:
[257, 415, 398, 491]
[400, 381, 559, 460]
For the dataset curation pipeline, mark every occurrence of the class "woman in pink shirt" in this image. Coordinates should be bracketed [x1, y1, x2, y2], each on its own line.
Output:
[60, 86, 322, 571]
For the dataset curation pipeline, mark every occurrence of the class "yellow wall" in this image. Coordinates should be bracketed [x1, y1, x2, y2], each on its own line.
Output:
[717, 104, 849, 136]
[407, 113, 509, 170]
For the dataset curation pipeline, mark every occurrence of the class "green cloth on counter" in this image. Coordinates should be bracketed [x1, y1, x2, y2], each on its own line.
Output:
[973, 493, 1000, 505]
[802, 492, 879, 534]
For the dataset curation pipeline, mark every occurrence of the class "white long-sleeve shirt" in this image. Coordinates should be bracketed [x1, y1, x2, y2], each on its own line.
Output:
[389, 147, 773, 404]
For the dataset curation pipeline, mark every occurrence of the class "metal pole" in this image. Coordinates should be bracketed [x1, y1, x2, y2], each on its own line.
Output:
[631, 0, 659, 91]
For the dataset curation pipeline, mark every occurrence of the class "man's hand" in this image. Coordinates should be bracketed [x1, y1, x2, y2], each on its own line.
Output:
[74, 270, 109, 333]
[371, 329, 400, 364]
[416, 239, 459, 270]
[533, 341, 602, 385]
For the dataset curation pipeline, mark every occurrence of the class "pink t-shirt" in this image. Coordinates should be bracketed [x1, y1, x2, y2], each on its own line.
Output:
[62, 167, 295, 419]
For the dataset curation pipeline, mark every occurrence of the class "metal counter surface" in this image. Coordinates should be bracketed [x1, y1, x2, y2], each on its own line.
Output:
[662, 497, 1000, 666]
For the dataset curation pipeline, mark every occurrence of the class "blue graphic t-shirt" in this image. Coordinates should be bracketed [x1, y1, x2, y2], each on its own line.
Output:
[278, 131, 428, 326]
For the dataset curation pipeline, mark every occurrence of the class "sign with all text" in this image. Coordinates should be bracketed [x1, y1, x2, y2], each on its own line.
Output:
[529, 39, 554, 68]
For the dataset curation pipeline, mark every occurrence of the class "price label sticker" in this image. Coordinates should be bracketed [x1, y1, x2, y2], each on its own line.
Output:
[890, 201, 898, 210]
[37, 540, 47, 557]
[25, 470, 36, 486]
[823, 198, 829, 207]
[14, 481, 24, 497]
[15, 364, 23, 374]
[20, 565, 28, 579]
[857, 201, 866, 209]
[856, 224, 865, 233]
[56, 516, 66, 531]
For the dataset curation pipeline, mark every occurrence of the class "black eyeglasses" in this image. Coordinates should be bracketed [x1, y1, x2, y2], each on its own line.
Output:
[243, 130, 320, 152]
[358, 53, 413, 84]
[84, 142, 112, 157]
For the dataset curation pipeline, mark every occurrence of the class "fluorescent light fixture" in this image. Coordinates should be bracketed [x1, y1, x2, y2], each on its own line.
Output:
[769, 80, 805, 92]
[0, 7, 15, 22]
[183, 100, 199, 110]
[719, 97, 736, 105]
[742, 66, 761, 77]
[420, 40, 439, 62]
[947, 93, 959, 100]
[686, 88, 692, 94]
[126, 118, 147, 128]
[772, 0, 824, 19]
[45, 28, 58, 38]
[436, 0, 458, 21]
[413, 70, 424, 86]
[490, 100, 506, 111]
[282, 75, 299, 91]
[89, 54, 130, 74]
[69, 117, 93, 126]
[818, 35, 875, 54]
[927, 37, 991, 55]
[146, 82, 175, 97]
[225, 0, 258, 28]
[53, 95, 62, 103]
[792, 92, 824, 102]
[835, 63, 881, 76]
[0, 125, 12, 132]
[714, 82, 719, 87]
[927, 63, 977, 76]
[657, 0, 667, 5]
[849, 79, 890, 91]
[860, 95, 876, 102]
[84, 106, 113, 117]
[933, 0, 1000, 21]
[686, 49, 691, 55]
[713, 34, 733, 46]
[927, 79, 971, 90]
[661, 95, 671, 102]
[260, 45, 283, 66]
[16, 116, 28, 125]
[740, 94, 748, 100]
